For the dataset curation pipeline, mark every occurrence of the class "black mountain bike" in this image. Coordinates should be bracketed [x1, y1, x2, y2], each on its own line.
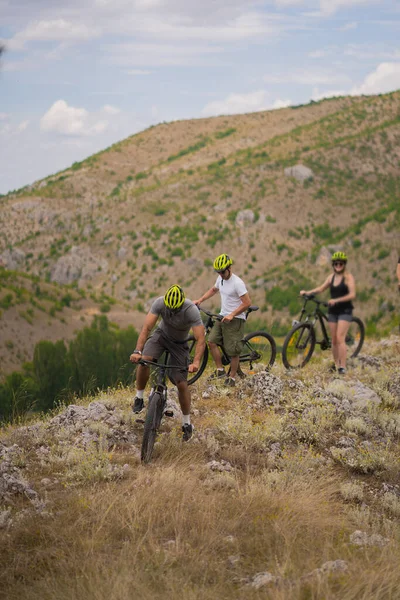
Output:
[282, 294, 365, 369]
[186, 305, 277, 385]
[136, 355, 184, 463]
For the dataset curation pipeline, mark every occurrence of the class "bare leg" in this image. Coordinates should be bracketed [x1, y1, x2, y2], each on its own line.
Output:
[136, 360, 151, 391]
[176, 380, 191, 416]
[229, 355, 240, 378]
[336, 320, 351, 368]
[328, 322, 339, 367]
[208, 342, 223, 370]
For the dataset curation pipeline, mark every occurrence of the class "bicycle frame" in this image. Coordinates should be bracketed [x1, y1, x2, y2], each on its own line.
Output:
[138, 353, 187, 391]
[295, 296, 331, 350]
[200, 306, 259, 363]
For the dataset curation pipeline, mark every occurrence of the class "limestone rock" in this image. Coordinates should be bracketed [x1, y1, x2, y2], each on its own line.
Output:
[284, 164, 314, 181]
[235, 209, 255, 227]
[0, 248, 26, 270]
[50, 246, 109, 285]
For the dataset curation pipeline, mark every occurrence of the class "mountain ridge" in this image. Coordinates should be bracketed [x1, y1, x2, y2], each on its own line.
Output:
[1, 90, 399, 374]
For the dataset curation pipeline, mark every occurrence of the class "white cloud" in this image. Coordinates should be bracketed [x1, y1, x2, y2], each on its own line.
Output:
[201, 90, 291, 117]
[17, 120, 29, 132]
[318, 0, 377, 16]
[202, 90, 269, 116]
[0, 113, 9, 120]
[8, 19, 101, 50]
[311, 87, 347, 100]
[111, 11, 284, 43]
[351, 62, 400, 96]
[272, 98, 292, 109]
[40, 100, 108, 136]
[106, 41, 225, 67]
[102, 104, 120, 114]
[263, 68, 350, 85]
[344, 45, 400, 61]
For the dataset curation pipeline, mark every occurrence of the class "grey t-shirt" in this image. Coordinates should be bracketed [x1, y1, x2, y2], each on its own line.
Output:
[150, 297, 203, 341]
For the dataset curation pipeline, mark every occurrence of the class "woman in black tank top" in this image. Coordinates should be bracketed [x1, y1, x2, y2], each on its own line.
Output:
[300, 251, 356, 374]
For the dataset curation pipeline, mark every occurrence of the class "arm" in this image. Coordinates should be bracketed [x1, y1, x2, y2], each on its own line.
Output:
[300, 275, 332, 296]
[221, 292, 251, 323]
[193, 286, 219, 306]
[129, 312, 158, 363]
[188, 324, 206, 373]
[328, 273, 356, 306]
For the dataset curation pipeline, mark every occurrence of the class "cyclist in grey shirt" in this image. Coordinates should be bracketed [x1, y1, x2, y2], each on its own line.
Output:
[130, 284, 205, 441]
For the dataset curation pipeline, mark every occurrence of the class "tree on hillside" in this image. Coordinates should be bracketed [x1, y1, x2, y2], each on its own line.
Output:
[0, 371, 37, 422]
[112, 325, 138, 385]
[67, 315, 137, 393]
[33, 340, 69, 411]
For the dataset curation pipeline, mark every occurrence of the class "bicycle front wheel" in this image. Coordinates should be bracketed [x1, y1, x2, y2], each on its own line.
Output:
[237, 331, 276, 377]
[346, 316, 365, 358]
[186, 336, 209, 385]
[282, 323, 316, 369]
[141, 391, 165, 464]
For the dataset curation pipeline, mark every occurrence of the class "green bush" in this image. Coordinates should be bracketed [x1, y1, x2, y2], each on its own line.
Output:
[215, 128, 236, 139]
[377, 249, 390, 260]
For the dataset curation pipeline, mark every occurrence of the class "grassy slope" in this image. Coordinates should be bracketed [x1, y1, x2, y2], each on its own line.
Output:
[0, 337, 400, 599]
[0, 270, 136, 375]
[0, 91, 399, 373]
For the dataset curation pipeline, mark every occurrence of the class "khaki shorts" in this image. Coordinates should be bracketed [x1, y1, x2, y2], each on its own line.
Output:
[208, 318, 245, 357]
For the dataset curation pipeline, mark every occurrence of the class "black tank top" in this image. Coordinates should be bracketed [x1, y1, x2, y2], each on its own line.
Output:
[329, 275, 353, 314]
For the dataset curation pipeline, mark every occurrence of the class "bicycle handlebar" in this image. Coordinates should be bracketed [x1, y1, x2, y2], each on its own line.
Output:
[137, 359, 188, 370]
[199, 307, 223, 321]
[300, 294, 328, 308]
[198, 305, 259, 320]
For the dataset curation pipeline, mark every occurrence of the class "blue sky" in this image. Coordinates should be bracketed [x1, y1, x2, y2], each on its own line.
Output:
[1, 0, 399, 194]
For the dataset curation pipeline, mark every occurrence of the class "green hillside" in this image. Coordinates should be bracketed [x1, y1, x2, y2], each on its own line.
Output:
[1, 91, 399, 373]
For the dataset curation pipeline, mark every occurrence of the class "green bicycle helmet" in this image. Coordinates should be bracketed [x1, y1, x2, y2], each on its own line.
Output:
[164, 284, 185, 310]
[331, 251, 348, 262]
[213, 253, 233, 272]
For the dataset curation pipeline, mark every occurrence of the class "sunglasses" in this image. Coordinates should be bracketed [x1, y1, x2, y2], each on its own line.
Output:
[216, 267, 229, 274]
[332, 261, 345, 267]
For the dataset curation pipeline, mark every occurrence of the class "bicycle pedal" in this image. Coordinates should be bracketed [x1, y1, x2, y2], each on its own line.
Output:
[135, 417, 145, 424]
[164, 410, 174, 417]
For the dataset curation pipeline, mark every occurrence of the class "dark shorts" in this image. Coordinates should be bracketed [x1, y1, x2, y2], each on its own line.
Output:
[208, 318, 245, 357]
[143, 329, 189, 383]
[328, 312, 353, 323]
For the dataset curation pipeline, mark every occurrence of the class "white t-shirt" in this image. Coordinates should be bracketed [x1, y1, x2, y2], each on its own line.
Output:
[214, 273, 248, 320]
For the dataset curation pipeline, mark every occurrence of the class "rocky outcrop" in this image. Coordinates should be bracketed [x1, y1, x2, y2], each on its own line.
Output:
[235, 209, 255, 227]
[284, 164, 314, 181]
[0, 248, 26, 270]
[50, 246, 109, 285]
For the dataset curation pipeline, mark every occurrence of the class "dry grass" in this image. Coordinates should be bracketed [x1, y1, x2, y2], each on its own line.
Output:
[1, 340, 400, 599]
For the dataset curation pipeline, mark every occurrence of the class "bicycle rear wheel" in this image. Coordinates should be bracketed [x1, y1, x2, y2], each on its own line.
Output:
[237, 331, 276, 377]
[282, 323, 316, 369]
[141, 391, 165, 463]
[346, 316, 365, 358]
[186, 336, 209, 385]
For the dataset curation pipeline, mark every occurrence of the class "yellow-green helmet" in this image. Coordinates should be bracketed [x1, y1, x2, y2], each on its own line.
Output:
[213, 253, 233, 272]
[331, 251, 348, 263]
[164, 284, 185, 310]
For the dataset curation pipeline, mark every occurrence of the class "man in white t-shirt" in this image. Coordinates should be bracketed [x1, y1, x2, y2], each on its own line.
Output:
[194, 254, 251, 386]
